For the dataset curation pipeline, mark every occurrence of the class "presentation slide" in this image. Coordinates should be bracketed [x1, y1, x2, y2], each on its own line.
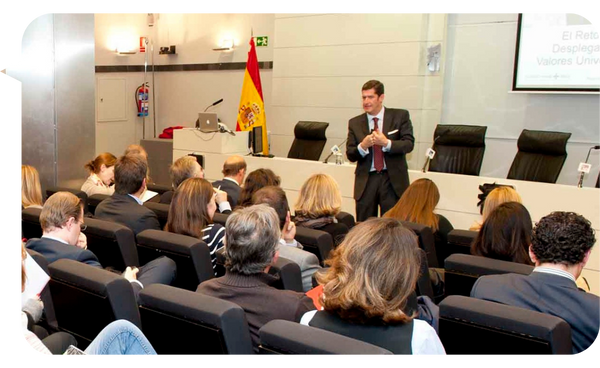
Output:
[513, 14, 600, 91]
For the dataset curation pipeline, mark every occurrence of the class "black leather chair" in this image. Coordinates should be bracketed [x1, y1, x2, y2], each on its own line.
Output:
[48, 259, 141, 350]
[46, 187, 89, 214]
[26, 249, 58, 332]
[439, 295, 572, 354]
[138, 284, 254, 354]
[212, 212, 229, 227]
[287, 121, 329, 161]
[136, 229, 214, 291]
[507, 129, 571, 183]
[147, 183, 172, 195]
[294, 226, 334, 266]
[335, 211, 356, 229]
[415, 249, 435, 300]
[143, 201, 170, 229]
[22, 207, 43, 240]
[258, 320, 393, 354]
[444, 254, 533, 297]
[83, 217, 140, 271]
[400, 221, 439, 268]
[445, 229, 478, 260]
[429, 124, 487, 176]
[87, 194, 110, 216]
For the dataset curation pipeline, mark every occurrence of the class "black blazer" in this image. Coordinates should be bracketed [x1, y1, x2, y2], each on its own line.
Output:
[95, 193, 161, 235]
[26, 237, 102, 268]
[346, 108, 415, 200]
[212, 179, 242, 208]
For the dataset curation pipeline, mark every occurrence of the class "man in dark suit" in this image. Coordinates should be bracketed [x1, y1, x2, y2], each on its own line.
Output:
[212, 155, 246, 208]
[95, 154, 161, 235]
[471, 211, 598, 354]
[346, 80, 414, 221]
[26, 191, 176, 300]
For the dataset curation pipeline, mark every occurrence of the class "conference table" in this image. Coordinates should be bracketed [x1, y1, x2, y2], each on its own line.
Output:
[173, 129, 600, 295]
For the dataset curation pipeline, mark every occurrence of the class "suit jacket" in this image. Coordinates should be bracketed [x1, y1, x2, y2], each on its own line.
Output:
[278, 244, 322, 292]
[95, 193, 161, 235]
[346, 108, 415, 200]
[212, 179, 241, 208]
[26, 237, 102, 268]
[471, 271, 600, 354]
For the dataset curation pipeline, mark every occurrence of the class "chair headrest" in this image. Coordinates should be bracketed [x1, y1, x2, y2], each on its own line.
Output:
[48, 258, 125, 295]
[84, 217, 132, 238]
[136, 229, 205, 255]
[433, 125, 487, 147]
[294, 121, 329, 140]
[517, 129, 571, 155]
[445, 254, 533, 276]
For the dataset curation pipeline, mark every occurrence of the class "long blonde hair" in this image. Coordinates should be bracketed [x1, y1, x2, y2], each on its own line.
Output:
[22, 165, 43, 208]
[383, 178, 440, 231]
[482, 187, 522, 223]
[294, 173, 342, 218]
[316, 218, 420, 324]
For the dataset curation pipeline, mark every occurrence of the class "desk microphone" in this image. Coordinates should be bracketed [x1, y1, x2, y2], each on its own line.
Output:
[421, 128, 449, 173]
[323, 138, 348, 163]
[577, 145, 600, 188]
[203, 98, 224, 112]
[218, 122, 236, 136]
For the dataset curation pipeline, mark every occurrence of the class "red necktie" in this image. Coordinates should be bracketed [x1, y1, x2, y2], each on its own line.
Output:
[373, 117, 384, 172]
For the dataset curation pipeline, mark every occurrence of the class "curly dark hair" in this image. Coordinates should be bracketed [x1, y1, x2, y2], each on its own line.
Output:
[531, 212, 596, 266]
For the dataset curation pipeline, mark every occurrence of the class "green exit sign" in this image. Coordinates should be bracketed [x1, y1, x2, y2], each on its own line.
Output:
[255, 36, 269, 47]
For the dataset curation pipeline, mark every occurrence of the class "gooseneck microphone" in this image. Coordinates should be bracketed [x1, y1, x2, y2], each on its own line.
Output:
[421, 128, 449, 173]
[323, 138, 348, 163]
[204, 98, 224, 112]
[577, 145, 600, 188]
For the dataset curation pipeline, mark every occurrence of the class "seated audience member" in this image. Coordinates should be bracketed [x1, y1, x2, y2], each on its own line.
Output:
[301, 218, 445, 354]
[212, 155, 247, 208]
[81, 152, 117, 197]
[470, 186, 522, 231]
[293, 173, 349, 247]
[252, 186, 321, 292]
[237, 168, 281, 208]
[95, 154, 161, 235]
[22, 165, 43, 209]
[26, 192, 176, 300]
[160, 155, 204, 204]
[471, 211, 598, 354]
[196, 204, 315, 351]
[471, 202, 533, 265]
[124, 144, 148, 160]
[21, 243, 156, 355]
[165, 177, 226, 272]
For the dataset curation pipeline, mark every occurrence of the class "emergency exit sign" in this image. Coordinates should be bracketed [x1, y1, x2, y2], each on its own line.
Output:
[255, 36, 269, 47]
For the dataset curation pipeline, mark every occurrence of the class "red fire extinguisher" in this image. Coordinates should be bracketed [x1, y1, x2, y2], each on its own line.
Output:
[136, 83, 149, 117]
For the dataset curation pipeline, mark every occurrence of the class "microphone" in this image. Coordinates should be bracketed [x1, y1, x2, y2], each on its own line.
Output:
[421, 128, 449, 173]
[218, 122, 236, 136]
[577, 145, 600, 188]
[323, 138, 348, 163]
[204, 98, 224, 112]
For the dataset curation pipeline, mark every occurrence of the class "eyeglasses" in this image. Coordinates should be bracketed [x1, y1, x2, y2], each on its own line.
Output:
[80, 224, 87, 231]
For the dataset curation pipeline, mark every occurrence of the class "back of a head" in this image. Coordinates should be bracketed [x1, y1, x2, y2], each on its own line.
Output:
[85, 152, 117, 174]
[238, 168, 281, 207]
[124, 144, 148, 160]
[251, 186, 288, 229]
[531, 211, 596, 266]
[383, 178, 440, 231]
[40, 191, 82, 232]
[169, 156, 200, 189]
[22, 165, 43, 208]
[224, 204, 282, 275]
[482, 187, 522, 222]
[165, 177, 213, 237]
[222, 155, 247, 177]
[471, 201, 533, 265]
[114, 154, 147, 195]
[317, 217, 420, 325]
[294, 173, 342, 219]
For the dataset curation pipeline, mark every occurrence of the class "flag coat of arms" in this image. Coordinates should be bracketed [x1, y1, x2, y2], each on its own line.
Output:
[237, 37, 268, 155]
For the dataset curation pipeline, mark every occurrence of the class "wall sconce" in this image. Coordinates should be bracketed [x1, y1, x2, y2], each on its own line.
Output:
[116, 48, 137, 55]
[213, 39, 234, 52]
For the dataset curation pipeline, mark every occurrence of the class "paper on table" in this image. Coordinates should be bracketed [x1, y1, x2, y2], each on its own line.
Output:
[140, 189, 158, 202]
[21, 253, 50, 307]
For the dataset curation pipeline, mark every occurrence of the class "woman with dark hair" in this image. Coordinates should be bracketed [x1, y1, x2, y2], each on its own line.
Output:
[471, 201, 533, 265]
[81, 152, 117, 196]
[237, 168, 281, 208]
[301, 218, 445, 354]
[165, 177, 225, 271]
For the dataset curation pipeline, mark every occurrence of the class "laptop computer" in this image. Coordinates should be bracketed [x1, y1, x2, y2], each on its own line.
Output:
[197, 112, 219, 133]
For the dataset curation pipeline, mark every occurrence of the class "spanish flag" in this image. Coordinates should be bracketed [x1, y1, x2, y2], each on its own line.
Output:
[236, 37, 268, 155]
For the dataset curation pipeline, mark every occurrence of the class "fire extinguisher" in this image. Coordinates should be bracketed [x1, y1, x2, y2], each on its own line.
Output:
[136, 83, 149, 117]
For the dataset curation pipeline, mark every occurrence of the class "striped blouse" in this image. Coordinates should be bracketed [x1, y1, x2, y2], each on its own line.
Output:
[201, 223, 226, 271]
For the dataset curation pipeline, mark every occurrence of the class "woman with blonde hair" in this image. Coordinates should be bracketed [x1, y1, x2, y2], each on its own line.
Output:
[294, 173, 349, 246]
[301, 218, 445, 354]
[22, 165, 43, 209]
[469, 186, 522, 231]
[81, 152, 117, 196]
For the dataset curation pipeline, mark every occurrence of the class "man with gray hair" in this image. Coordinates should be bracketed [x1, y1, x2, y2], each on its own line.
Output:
[196, 204, 316, 351]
